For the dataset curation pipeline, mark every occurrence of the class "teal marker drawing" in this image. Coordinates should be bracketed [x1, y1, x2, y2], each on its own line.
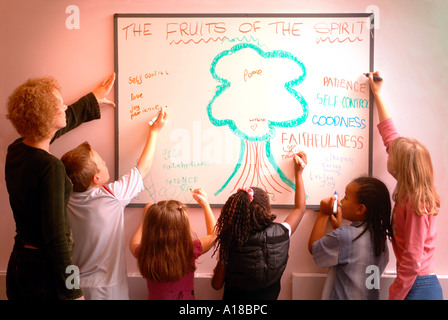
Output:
[207, 43, 308, 196]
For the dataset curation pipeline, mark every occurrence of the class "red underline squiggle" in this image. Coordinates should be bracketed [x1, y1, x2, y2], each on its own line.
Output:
[316, 36, 363, 44]
[169, 37, 228, 45]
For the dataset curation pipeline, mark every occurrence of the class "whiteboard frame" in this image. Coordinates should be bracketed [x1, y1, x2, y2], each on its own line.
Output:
[114, 13, 375, 209]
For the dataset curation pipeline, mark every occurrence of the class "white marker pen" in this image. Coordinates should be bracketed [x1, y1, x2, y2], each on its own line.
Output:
[295, 153, 306, 168]
[190, 188, 206, 202]
[148, 112, 160, 126]
[148, 106, 166, 126]
[333, 191, 338, 216]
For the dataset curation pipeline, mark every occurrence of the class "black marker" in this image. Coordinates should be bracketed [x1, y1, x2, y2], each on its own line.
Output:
[364, 73, 382, 82]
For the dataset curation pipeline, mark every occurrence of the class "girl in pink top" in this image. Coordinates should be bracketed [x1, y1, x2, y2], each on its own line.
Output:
[368, 72, 442, 300]
[129, 189, 216, 299]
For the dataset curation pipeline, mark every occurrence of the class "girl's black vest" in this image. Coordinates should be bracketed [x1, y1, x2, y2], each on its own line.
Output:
[225, 222, 290, 289]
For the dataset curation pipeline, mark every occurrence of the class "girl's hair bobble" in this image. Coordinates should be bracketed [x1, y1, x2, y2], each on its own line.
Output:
[238, 187, 254, 202]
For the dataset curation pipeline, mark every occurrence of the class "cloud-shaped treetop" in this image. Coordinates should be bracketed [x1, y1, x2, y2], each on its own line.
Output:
[207, 43, 308, 142]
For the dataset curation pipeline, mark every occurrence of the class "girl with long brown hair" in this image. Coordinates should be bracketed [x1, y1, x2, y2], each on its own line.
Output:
[129, 189, 215, 300]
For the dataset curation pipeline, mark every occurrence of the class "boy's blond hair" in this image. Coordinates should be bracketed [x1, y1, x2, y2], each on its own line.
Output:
[61, 142, 98, 192]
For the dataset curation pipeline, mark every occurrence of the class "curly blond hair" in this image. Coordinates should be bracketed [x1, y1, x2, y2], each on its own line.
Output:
[7, 77, 62, 140]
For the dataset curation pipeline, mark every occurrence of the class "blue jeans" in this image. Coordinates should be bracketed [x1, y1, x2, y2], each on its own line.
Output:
[405, 274, 443, 300]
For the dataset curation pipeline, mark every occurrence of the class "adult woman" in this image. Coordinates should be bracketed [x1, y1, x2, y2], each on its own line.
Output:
[5, 73, 115, 300]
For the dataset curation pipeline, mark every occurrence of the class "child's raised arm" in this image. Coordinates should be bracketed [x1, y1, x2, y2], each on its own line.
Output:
[136, 107, 168, 178]
[191, 188, 216, 254]
[308, 197, 341, 254]
[368, 71, 390, 122]
[283, 152, 307, 235]
[129, 203, 151, 258]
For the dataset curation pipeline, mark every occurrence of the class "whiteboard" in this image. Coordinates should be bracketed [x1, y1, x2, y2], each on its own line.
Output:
[114, 14, 374, 208]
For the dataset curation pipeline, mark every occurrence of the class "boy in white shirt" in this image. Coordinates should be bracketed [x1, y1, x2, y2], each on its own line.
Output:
[61, 108, 167, 299]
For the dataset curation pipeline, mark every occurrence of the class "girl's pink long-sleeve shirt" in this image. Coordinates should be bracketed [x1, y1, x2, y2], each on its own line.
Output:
[378, 118, 437, 300]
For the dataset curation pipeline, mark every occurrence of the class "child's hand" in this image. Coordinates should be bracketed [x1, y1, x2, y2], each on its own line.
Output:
[319, 197, 334, 216]
[150, 106, 168, 131]
[368, 71, 383, 97]
[329, 203, 342, 229]
[320, 197, 342, 229]
[293, 151, 307, 174]
[191, 188, 209, 206]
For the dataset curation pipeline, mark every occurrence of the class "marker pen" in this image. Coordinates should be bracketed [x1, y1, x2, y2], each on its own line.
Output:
[333, 191, 338, 216]
[149, 106, 166, 126]
[148, 112, 160, 126]
[296, 154, 306, 168]
[364, 73, 383, 82]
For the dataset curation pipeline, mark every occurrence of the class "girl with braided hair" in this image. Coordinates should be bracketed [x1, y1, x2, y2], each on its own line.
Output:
[211, 152, 307, 299]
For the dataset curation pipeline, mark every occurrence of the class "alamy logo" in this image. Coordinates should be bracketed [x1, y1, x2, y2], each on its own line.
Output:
[365, 265, 380, 289]
[65, 265, 80, 290]
[66, 5, 80, 30]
